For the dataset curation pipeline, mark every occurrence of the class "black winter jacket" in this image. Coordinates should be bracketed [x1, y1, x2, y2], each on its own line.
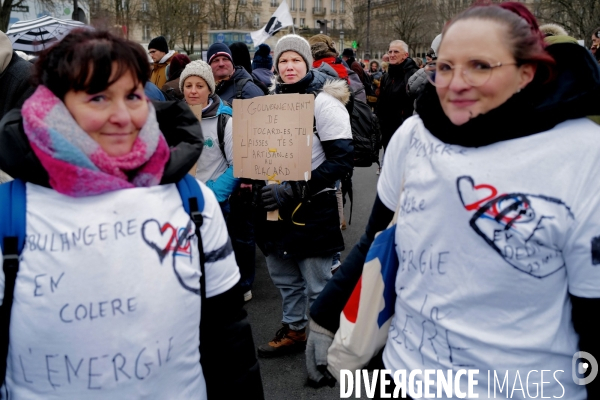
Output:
[0, 100, 264, 400]
[255, 70, 354, 259]
[375, 58, 418, 147]
[0, 52, 34, 120]
[215, 66, 265, 103]
[310, 42, 600, 398]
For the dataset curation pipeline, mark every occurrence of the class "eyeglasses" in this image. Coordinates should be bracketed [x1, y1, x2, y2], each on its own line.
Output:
[425, 60, 518, 88]
[148, 50, 157, 55]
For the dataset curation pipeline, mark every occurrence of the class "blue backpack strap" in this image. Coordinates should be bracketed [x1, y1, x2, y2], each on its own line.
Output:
[0, 178, 27, 390]
[176, 175, 207, 300]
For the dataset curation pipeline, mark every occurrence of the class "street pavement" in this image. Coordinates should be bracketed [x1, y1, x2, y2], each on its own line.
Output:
[245, 163, 380, 400]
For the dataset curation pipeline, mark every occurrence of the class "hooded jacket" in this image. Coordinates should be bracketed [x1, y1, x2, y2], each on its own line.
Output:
[0, 99, 264, 399]
[313, 56, 367, 103]
[376, 57, 419, 146]
[215, 66, 265, 103]
[255, 69, 353, 259]
[150, 50, 176, 88]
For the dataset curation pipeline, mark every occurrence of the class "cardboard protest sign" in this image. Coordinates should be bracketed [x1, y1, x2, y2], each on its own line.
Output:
[232, 94, 314, 182]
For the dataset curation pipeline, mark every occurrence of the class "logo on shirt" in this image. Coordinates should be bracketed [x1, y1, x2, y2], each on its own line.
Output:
[456, 176, 574, 278]
[204, 138, 215, 148]
[141, 217, 235, 295]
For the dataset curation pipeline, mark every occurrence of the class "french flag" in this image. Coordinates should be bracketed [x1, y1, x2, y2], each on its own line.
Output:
[327, 224, 399, 380]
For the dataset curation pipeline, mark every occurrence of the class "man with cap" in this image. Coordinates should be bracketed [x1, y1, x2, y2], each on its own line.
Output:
[207, 42, 264, 103]
[341, 48, 366, 85]
[206, 42, 264, 304]
[148, 35, 176, 88]
[251, 43, 274, 88]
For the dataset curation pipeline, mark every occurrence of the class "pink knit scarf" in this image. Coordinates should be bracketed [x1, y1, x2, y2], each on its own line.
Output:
[22, 86, 170, 197]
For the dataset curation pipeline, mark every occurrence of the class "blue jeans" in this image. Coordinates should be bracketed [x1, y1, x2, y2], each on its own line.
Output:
[265, 253, 333, 330]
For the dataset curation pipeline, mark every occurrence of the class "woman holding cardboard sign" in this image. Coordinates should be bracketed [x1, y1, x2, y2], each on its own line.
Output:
[254, 34, 353, 358]
[181, 60, 240, 215]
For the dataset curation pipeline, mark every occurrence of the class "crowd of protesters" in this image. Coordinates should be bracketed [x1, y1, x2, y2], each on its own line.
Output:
[1, 1, 600, 399]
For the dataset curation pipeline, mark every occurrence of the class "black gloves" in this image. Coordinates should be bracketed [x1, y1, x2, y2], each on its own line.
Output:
[260, 181, 309, 211]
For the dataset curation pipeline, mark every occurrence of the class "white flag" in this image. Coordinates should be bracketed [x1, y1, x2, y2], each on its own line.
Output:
[250, 0, 294, 47]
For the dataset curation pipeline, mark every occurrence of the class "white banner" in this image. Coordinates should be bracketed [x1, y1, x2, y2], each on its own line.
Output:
[250, 0, 294, 47]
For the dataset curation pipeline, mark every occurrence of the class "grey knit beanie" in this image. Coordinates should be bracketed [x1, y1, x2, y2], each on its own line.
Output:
[179, 60, 216, 95]
[273, 34, 313, 74]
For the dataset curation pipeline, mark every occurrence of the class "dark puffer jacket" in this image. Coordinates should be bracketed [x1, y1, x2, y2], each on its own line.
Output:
[376, 57, 419, 148]
[0, 51, 34, 120]
[254, 69, 353, 259]
[0, 100, 265, 400]
[215, 66, 265, 103]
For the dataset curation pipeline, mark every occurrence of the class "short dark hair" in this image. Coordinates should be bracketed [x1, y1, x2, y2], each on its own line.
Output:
[594, 28, 600, 39]
[33, 29, 150, 99]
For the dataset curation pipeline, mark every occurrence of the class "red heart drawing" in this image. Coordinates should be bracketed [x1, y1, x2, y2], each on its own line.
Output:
[142, 219, 179, 263]
[457, 176, 498, 211]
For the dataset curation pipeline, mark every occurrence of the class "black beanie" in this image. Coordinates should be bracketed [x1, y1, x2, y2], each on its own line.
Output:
[207, 43, 234, 64]
[229, 42, 252, 74]
[148, 36, 169, 53]
[252, 44, 273, 70]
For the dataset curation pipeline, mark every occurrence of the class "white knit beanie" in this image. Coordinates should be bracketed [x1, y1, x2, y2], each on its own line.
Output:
[273, 34, 313, 74]
[179, 60, 216, 95]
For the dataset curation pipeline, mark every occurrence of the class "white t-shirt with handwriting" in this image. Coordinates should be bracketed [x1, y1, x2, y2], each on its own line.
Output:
[0, 181, 240, 399]
[377, 116, 600, 399]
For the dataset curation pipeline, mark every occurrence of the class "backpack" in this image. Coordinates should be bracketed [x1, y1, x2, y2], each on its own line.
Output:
[0, 175, 206, 391]
[350, 97, 381, 168]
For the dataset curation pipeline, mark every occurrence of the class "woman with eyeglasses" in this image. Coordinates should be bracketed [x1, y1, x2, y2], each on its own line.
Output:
[306, 2, 600, 398]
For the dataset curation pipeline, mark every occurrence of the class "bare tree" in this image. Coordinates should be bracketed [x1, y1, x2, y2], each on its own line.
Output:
[351, 0, 437, 58]
[207, 0, 249, 29]
[144, 0, 189, 48]
[176, 0, 208, 54]
[388, 0, 433, 54]
[535, 0, 600, 46]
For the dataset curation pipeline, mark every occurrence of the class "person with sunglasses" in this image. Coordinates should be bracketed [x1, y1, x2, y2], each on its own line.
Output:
[306, 2, 600, 398]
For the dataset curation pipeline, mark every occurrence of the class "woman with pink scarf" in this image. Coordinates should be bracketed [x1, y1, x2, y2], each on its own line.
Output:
[0, 30, 263, 400]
